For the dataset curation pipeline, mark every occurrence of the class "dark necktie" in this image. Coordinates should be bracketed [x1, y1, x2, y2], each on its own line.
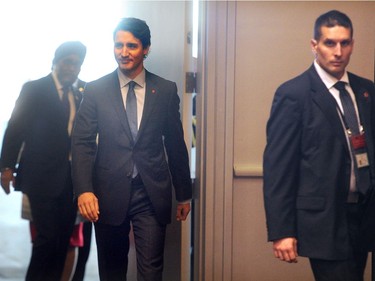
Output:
[334, 81, 359, 135]
[61, 86, 70, 122]
[126, 81, 138, 177]
[334, 81, 370, 196]
[126, 81, 138, 141]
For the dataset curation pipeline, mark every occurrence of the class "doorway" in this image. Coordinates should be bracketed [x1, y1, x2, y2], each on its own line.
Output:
[0, 1, 197, 281]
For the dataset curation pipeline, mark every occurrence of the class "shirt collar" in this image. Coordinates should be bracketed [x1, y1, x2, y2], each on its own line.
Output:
[52, 70, 64, 91]
[117, 68, 146, 88]
[52, 70, 78, 91]
[313, 60, 349, 90]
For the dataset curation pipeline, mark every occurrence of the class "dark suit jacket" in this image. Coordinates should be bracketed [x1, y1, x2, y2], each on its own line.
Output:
[263, 65, 375, 260]
[0, 74, 83, 198]
[71, 69, 192, 226]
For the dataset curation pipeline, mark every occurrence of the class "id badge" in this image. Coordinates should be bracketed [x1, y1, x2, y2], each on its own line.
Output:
[349, 133, 369, 168]
[355, 153, 369, 168]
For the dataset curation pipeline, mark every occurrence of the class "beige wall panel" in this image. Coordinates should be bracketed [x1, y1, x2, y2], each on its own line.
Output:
[233, 1, 375, 169]
[233, 2, 375, 280]
[233, 179, 315, 280]
[233, 179, 372, 280]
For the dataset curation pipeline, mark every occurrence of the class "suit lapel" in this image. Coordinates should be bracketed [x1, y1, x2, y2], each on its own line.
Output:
[108, 70, 161, 143]
[72, 80, 85, 108]
[308, 67, 349, 152]
[137, 72, 159, 140]
[350, 74, 374, 171]
[45, 75, 67, 120]
[106, 71, 135, 142]
[350, 74, 372, 132]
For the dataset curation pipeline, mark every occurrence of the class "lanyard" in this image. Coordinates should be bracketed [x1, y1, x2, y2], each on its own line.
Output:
[334, 102, 364, 137]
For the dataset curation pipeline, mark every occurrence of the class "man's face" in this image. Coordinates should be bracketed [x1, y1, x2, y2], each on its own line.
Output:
[311, 25, 353, 80]
[55, 54, 82, 87]
[114, 31, 149, 79]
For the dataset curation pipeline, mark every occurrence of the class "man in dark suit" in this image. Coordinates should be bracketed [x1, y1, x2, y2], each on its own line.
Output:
[263, 10, 375, 281]
[71, 17, 192, 281]
[0, 41, 86, 281]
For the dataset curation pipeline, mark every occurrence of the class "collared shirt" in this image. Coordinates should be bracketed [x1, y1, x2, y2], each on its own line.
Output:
[117, 68, 191, 205]
[313, 60, 359, 199]
[314, 60, 361, 126]
[118, 68, 146, 130]
[52, 71, 76, 136]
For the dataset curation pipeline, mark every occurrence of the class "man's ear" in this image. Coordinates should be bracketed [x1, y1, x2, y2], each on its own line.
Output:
[143, 46, 150, 59]
[310, 39, 317, 57]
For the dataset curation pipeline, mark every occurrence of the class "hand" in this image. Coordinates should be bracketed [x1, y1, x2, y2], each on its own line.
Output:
[77, 192, 100, 222]
[176, 202, 191, 221]
[1, 169, 15, 195]
[273, 237, 298, 263]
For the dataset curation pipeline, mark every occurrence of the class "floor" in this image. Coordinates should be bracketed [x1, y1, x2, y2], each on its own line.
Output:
[0, 191, 100, 281]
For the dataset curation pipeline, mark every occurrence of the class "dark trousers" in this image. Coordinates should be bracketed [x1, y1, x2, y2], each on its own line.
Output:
[72, 221, 93, 281]
[26, 185, 76, 281]
[310, 202, 369, 281]
[95, 181, 167, 281]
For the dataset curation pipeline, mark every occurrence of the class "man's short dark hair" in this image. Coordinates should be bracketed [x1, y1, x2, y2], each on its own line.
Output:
[314, 10, 353, 40]
[113, 17, 151, 48]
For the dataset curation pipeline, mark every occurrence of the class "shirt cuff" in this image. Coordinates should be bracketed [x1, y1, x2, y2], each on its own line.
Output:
[178, 200, 191, 205]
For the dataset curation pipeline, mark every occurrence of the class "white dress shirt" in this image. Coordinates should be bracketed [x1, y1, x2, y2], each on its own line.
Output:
[314, 61, 360, 199]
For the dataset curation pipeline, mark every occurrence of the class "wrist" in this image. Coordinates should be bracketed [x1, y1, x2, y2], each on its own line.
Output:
[178, 200, 191, 205]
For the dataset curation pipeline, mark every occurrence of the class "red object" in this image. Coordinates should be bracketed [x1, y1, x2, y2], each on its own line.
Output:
[29, 222, 84, 247]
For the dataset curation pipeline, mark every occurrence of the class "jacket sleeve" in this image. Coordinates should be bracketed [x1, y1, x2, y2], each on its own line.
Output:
[71, 85, 98, 197]
[163, 82, 192, 202]
[0, 82, 36, 170]
[263, 83, 303, 241]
